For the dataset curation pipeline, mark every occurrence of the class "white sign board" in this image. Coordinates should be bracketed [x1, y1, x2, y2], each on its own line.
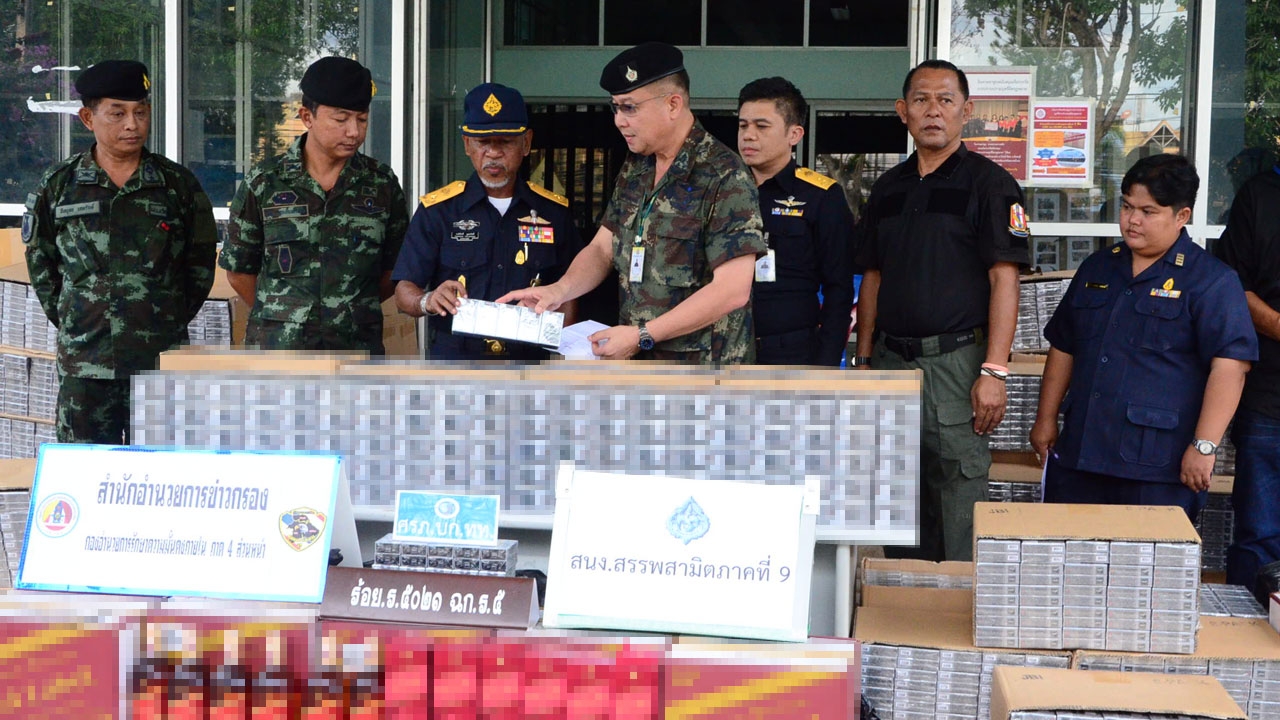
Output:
[544, 463, 817, 641]
[18, 444, 351, 603]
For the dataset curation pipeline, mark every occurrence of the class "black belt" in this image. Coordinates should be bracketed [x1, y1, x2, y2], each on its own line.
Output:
[882, 327, 986, 362]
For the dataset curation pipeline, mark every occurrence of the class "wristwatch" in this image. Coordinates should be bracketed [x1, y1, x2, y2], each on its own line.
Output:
[1191, 438, 1218, 456]
[852, 356, 872, 367]
[637, 321, 656, 351]
[418, 291, 430, 316]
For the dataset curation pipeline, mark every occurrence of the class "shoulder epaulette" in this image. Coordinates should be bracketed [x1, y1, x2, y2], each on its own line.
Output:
[420, 180, 467, 208]
[796, 167, 838, 191]
[528, 182, 569, 207]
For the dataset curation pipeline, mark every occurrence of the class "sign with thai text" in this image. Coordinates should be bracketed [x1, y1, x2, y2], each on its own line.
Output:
[393, 491, 500, 545]
[1029, 100, 1095, 186]
[320, 566, 539, 629]
[544, 463, 818, 641]
[18, 444, 343, 602]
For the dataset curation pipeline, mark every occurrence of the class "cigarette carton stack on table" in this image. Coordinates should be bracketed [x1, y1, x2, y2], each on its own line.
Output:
[372, 535, 519, 576]
[972, 503, 1201, 654]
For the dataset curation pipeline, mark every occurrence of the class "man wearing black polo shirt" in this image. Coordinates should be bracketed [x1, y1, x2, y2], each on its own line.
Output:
[854, 60, 1029, 561]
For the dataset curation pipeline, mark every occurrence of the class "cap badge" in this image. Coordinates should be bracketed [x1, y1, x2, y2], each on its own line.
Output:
[142, 73, 150, 91]
[624, 65, 638, 83]
[371, 80, 378, 97]
[483, 93, 502, 117]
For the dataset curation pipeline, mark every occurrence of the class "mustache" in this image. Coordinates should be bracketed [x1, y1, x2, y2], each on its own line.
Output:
[482, 162, 507, 172]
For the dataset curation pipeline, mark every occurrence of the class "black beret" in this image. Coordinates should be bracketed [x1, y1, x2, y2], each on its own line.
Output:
[75, 60, 150, 102]
[461, 83, 529, 137]
[600, 42, 685, 95]
[300, 57, 375, 112]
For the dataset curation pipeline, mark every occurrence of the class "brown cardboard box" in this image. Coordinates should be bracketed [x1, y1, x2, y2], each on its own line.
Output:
[860, 584, 974, 614]
[990, 665, 1247, 719]
[988, 462, 1043, 485]
[383, 298, 418, 357]
[856, 603, 1065, 660]
[157, 347, 365, 374]
[0, 458, 36, 491]
[973, 502, 1200, 544]
[859, 556, 975, 590]
[0, 229, 24, 268]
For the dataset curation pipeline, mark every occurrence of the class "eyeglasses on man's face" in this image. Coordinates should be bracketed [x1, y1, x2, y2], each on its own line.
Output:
[609, 93, 672, 117]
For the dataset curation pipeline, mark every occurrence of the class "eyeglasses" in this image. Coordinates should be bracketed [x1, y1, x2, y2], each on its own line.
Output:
[609, 93, 672, 117]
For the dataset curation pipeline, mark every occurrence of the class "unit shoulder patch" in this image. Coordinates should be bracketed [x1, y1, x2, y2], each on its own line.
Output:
[528, 182, 569, 207]
[420, 181, 467, 208]
[795, 167, 838, 191]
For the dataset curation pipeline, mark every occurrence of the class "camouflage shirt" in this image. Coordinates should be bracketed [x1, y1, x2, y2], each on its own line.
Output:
[24, 147, 217, 379]
[602, 122, 766, 364]
[220, 134, 409, 353]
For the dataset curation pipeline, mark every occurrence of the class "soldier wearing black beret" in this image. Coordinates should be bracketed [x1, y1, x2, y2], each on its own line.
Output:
[221, 56, 409, 353]
[25, 60, 217, 444]
[498, 42, 767, 364]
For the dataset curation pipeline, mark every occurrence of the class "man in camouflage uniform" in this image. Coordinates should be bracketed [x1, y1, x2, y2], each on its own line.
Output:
[497, 42, 766, 363]
[24, 60, 217, 444]
[220, 57, 408, 353]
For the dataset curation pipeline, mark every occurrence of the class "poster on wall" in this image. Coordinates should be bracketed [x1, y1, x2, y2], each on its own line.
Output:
[962, 68, 1033, 181]
[1028, 100, 1094, 186]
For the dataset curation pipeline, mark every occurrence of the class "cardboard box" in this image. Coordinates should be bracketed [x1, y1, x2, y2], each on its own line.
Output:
[990, 665, 1246, 719]
[157, 347, 366, 374]
[0, 458, 35, 491]
[861, 584, 973, 615]
[974, 503, 1200, 546]
[0, 230, 25, 268]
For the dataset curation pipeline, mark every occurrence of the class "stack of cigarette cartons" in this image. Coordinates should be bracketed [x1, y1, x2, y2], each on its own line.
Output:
[856, 590, 1070, 720]
[1012, 274, 1072, 353]
[1196, 477, 1235, 573]
[991, 666, 1247, 720]
[372, 534, 519, 576]
[1199, 584, 1268, 618]
[860, 558, 974, 591]
[988, 463, 1044, 504]
[1073, 616, 1280, 719]
[0, 459, 35, 588]
[972, 503, 1202, 653]
[988, 363, 1044, 452]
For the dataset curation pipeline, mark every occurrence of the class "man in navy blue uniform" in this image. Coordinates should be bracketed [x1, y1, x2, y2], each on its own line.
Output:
[737, 77, 854, 365]
[1214, 163, 1280, 587]
[1031, 154, 1257, 520]
[392, 83, 582, 360]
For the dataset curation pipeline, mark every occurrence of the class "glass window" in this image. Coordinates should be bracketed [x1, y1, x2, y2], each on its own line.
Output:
[706, 0, 803, 47]
[1206, 0, 1280, 226]
[0, 1, 164, 206]
[809, 0, 909, 48]
[604, 0, 701, 47]
[813, 111, 909, 222]
[184, 0, 395, 209]
[504, 0, 599, 46]
[950, 0, 1190, 224]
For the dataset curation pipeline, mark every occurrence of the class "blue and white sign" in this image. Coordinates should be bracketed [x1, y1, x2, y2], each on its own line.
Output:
[544, 462, 819, 642]
[393, 491, 500, 545]
[17, 444, 348, 603]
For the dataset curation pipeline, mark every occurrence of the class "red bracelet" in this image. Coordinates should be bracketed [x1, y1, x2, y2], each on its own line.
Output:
[981, 363, 1009, 374]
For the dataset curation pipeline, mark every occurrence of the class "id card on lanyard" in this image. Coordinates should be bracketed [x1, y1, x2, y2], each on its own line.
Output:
[630, 193, 658, 283]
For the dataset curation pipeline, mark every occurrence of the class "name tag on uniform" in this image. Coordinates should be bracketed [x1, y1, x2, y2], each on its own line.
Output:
[262, 204, 308, 222]
[54, 201, 101, 219]
[629, 246, 645, 283]
[755, 249, 777, 282]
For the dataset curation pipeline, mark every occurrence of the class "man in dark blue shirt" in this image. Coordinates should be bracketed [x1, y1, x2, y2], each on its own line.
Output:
[1214, 163, 1280, 586]
[737, 77, 854, 366]
[1032, 154, 1257, 520]
[392, 83, 582, 360]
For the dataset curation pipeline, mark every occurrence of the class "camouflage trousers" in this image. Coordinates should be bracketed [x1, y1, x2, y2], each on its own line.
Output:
[57, 375, 131, 444]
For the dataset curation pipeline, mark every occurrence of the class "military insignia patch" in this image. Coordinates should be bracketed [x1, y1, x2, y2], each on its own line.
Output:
[1175, 253, 1185, 267]
[278, 245, 294, 274]
[1163, 278, 1175, 291]
[516, 213, 551, 226]
[772, 196, 806, 216]
[279, 507, 326, 552]
[20, 213, 33, 244]
[453, 219, 480, 231]
[75, 168, 97, 184]
[140, 163, 161, 185]
[142, 73, 151, 91]
[271, 191, 297, 206]
[1009, 203, 1030, 238]
[352, 198, 384, 215]
[624, 65, 638, 83]
[483, 93, 503, 117]
[1112, 245, 1122, 254]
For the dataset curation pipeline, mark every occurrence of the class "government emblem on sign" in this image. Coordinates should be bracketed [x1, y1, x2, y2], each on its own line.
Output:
[667, 497, 710, 545]
[280, 507, 326, 551]
[35, 493, 79, 538]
